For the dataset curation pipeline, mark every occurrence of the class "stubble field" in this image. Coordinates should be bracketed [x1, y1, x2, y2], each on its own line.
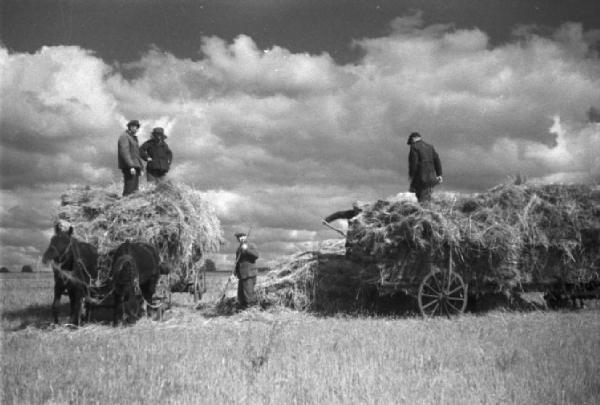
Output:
[1, 272, 599, 404]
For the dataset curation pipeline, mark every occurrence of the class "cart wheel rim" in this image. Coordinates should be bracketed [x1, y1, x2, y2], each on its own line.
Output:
[418, 268, 468, 317]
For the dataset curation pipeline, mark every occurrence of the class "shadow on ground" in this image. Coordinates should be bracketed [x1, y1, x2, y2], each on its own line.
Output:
[204, 290, 566, 318]
[1, 301, 150, 331]
[1, 303, 67, 330]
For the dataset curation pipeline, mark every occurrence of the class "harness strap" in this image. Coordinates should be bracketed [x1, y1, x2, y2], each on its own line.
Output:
[50, 238, 73, 270]
[52, 237, 102, 305]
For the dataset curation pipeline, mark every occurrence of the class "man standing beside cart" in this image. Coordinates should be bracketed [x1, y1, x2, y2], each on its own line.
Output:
[407, 132, 443, 204]
[234, 232, 260, 309]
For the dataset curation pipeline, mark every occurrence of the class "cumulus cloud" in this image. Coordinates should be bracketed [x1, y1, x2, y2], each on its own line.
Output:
[0, 46, 117, 137]
[1, 16, 600, 268]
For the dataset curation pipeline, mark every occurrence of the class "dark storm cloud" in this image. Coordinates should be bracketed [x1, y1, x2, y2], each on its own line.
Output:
[0, 204, 49, 229]
[0, 123, 67, 154]
[3, 0, 600, 65]
[0, 227, 48, 250]
[589, 107, 600, 123]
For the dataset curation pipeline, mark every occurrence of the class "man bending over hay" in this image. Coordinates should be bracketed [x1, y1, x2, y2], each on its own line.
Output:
[234, 232, 260, 309]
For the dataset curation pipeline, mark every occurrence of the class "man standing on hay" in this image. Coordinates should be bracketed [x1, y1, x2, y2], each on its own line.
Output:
[234, 232, 260, 309]
[140, 127, 173, 183]
[118, 120, 145, 196]
[407, 132, 443, 204]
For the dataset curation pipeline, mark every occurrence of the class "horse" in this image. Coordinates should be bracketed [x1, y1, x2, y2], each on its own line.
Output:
[42, 224, 98, 325]
[110, 241, 169, 324]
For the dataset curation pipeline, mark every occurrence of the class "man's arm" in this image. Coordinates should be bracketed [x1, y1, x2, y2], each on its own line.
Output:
[408, 146, 418, 179]
[324, 207, 362, 223]
[241, 243, 259, 262]
[118, 135, 137, 168]
[433, 148, 442, 177]
[166, 146, 173, 165]
[139, 141, 150, 162]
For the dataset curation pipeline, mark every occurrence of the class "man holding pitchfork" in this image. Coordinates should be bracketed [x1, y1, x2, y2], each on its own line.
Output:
[234, 231, 260, 309]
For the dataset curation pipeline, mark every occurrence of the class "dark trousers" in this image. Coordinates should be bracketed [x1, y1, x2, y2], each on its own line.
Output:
[146, 169, 166, 184]
[122, 169, 140, 196]
[237, 276, 257, 308]
[415, 187, 433, 204]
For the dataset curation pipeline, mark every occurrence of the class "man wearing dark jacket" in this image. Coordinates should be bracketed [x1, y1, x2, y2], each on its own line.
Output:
[140, 127, 173, 183]
[234, 232, 259, 309]
[407, 132, 443, 204]
[118, 120, 145, 196]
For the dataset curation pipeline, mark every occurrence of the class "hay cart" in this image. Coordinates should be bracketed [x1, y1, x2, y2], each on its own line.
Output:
[376, 246, 600, 318]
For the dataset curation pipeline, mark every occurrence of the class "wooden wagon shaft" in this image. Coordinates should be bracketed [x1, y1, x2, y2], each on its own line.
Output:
[322, 221, 346, 237]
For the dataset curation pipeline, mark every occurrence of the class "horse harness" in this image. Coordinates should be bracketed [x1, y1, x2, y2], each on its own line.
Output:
[51, 237, 105, 300]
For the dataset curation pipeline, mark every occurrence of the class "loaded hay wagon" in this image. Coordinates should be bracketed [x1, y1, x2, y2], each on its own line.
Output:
[344, 183, 600, 317]
[56, 181, 224, 322]
[254, 183, 600, 317]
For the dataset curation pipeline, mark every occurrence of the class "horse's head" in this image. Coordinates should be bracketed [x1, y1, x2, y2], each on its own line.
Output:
[42, 223, 74, 265]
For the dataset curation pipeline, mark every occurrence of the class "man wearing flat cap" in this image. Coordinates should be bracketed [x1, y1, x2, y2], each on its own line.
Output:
[118, 120, 145, 196]
[234, 232, 260, 309]
[407, 132, 443, 204]
[140, 127, 173, 183]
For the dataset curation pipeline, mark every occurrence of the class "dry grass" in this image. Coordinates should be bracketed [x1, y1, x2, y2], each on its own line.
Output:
[347, 183, 600, 292]
[56, 181, 224, 289]
[2, 273, 600, 405]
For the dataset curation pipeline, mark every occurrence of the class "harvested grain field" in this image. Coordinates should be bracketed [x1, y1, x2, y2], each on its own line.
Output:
[2, 272, 599, 405]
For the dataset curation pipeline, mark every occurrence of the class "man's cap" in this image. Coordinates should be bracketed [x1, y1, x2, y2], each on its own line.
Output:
[407, 132, 421, 145]
[127, 120, 140, 128]
[54, 219, 71, 233]
[152, 127, 167, 138]
[234, 232, 247, 238]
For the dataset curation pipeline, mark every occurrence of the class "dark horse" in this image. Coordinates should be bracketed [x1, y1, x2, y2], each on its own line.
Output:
[111, 241, 168, 324]
[42, 224, 98, 325]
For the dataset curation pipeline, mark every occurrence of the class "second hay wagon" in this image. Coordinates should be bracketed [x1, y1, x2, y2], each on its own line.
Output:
[370, 244, 600, 317]
[340, 184, 600, 317]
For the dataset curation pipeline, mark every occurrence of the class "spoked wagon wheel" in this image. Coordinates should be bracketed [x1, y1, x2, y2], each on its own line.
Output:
[418, 268, 468, 318]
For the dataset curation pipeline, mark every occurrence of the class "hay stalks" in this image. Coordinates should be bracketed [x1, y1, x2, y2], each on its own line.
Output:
[56, 181, 225, 288]
[249, 183, 600, 313]
[347, 183, 600, 291]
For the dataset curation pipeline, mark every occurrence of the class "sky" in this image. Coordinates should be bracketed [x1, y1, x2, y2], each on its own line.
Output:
[1, 0, 600, 271]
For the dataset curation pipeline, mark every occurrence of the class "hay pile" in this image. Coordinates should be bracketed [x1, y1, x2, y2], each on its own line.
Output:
[244, 183, 599, 314]
[252, 239, 378, 313]
[56, 181, 224, 288]
[347, 183, 600, 291]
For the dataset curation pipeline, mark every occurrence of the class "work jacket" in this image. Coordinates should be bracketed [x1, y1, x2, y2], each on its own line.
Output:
[117, 131, 144, 170]
[140, 139, 173, 172]
[235, 243, 259, 280]
[409, 140, 442, 190]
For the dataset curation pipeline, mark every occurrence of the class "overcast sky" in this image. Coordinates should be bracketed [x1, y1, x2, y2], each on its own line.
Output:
[1, 0, 600, 270]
